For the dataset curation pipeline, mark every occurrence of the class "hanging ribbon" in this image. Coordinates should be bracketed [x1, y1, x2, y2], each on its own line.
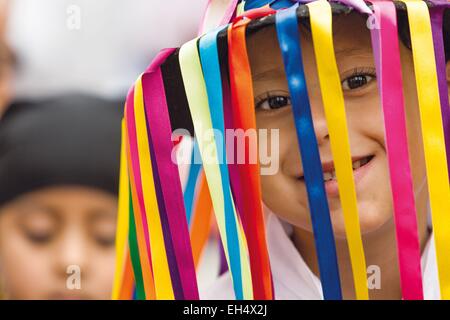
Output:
[277, 2, 366, 300]
[199, 0, 240, 35]
[184, 141, 202, 226]
[198, 0, 215, 35]
[112, 120, 132, 300]
[141, 48, 200, 299]
[429, 0, 450, 182]
[125, 89, 156, 299]
[179, 37, 253, 300]
[148, 125, 185, 300]
[119, 249, 136, 300]
[222, 0, 241, 24]
[113, 124, 135, 300]
[201, 24, 274, 300]
[227, 6, 282, 300]
[127, 190, 147, 300]
[399, 0, 450, 300]
[275, 2, 344, 300]
[218, 26, 258, 284]
[307, 0, 371, 299]
[368, 0, 423, 300]
[190, 172, 214, 268]
[198, 26, 245, 282]
[217, 27, 247, 241]
[133, 76, 176, 300]
[237, 0, 246, 15]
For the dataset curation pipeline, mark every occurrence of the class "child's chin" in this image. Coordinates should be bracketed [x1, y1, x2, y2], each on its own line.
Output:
[330, 205, 392, 238]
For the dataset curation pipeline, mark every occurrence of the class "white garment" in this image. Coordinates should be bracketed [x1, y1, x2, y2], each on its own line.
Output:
[202, 208, 440, 300]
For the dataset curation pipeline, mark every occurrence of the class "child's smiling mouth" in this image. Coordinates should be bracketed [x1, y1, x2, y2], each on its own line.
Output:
[296, 154, 376, 197]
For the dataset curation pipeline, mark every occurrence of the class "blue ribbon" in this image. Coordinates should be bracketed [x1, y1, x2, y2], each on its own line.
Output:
[183, 140, 202, 226]
[275, 3, 342, 300]
[199, 27, 245, 300]
[244, 0, 298, 10]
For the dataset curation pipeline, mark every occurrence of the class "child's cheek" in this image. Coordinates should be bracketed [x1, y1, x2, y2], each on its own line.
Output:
[256, 108, 296, 176]
[257, 109, 312, 228]
[344, 87, 385, 152]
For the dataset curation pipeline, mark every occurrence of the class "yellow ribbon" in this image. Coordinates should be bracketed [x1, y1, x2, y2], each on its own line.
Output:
[112, 119, 130, 300]
[179, 38, 253, 300]
[237, 2, 246, 15]
[307, 0, 368, 300]
[133, 77, 174, 300]
[400, 0, 450, 300]
[125, 118, 155, 299]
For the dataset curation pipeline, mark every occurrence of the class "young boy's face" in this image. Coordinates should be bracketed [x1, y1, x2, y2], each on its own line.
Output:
[0, 186, 117, 299]
[248, 13, 441, 237]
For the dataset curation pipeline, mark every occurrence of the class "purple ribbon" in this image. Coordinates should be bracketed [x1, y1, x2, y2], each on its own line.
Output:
[429, 0, 450, 181]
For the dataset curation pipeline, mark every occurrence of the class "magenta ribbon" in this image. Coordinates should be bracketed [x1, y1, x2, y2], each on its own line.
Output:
[368, 0, 424, 299]
[125, 87, 154, 277]
[141, 49, 199, 300]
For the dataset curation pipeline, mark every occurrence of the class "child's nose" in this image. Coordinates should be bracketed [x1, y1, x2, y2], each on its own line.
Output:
[54, 230, 89, 281]
[310, 103, 330, 146]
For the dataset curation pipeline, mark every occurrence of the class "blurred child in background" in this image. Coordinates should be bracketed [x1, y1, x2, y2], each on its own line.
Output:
[0, 95, 121, 299]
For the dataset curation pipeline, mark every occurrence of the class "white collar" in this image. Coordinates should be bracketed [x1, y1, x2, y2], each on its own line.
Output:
[202, 208, 440, 300]
[265, 209, 440, 300]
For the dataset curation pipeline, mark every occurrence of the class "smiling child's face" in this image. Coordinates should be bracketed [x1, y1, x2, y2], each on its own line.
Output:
[248, 12, 439, 237]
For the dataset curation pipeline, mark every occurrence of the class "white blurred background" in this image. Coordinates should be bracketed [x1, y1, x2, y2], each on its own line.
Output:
[6, 0, 209, 100]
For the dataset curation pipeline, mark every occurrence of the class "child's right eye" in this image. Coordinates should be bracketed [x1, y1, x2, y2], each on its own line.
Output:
[341, 67, 377, 91]
[255, 92, 291, 111]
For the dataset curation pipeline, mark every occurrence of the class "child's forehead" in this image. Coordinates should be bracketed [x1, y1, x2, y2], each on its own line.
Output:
[332, 12, 373, 54]
[247, 12, 373, 73]
[249, 12, 371, 49]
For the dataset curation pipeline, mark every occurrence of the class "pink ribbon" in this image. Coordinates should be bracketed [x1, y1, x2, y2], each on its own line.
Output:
[142, 49, 199, 299]
[368, 0, 424, 300]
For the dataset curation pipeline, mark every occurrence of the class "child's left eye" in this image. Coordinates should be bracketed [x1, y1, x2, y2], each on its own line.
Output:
[256, 94, 291, 111]
[342, 72, 376, 90]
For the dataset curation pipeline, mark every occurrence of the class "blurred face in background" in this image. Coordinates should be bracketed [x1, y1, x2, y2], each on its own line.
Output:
[0, 186, 117, 299]
[0, 0, 13, 116]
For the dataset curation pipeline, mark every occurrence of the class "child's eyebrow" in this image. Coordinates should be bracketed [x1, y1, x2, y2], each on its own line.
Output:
[335, 46, 372, 58]
[88, 211, 117, 224]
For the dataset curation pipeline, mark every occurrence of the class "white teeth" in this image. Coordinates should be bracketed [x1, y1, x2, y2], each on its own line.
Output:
[352, 160, 362, 170]
[322, 156, 372, 182]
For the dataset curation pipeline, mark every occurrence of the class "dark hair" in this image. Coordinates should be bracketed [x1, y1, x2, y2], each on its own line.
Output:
[243, 3, 450, 62]
[397, 6, 450, 62]
[0, 95, 123, 207]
